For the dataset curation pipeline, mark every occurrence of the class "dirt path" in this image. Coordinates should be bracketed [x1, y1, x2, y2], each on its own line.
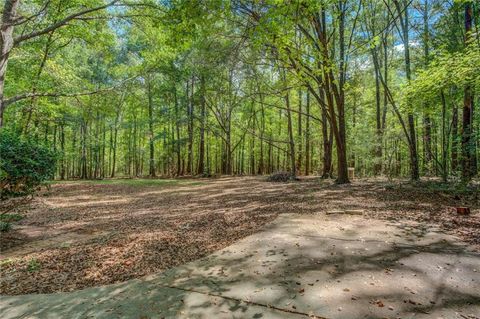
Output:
[1, 177, 479, 295]
[1, 213, 479, 319]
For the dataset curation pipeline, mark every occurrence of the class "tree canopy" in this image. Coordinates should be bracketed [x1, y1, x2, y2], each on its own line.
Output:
[0, 0, 478, 183]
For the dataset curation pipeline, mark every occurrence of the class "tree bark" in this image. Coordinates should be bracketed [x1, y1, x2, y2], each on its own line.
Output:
[394, 0, 419, 180]
[461, 3, 477, 181]
[186, 78, 194, 175]
[321, 105, 333, 178]
[174, 86, 182, 176]
[285, 89, 296, 178]
[197, 76, 206, 175]
[304, 90, 310, 175]
[0, 0, 20, 127]
[296, 90, 302, 173]
[451, 103, 459, 173]
[147, 76, 155, 177]
[422, 0, 432, 174]
[373, 55, 382, 175]
[60, 123, 65, 180]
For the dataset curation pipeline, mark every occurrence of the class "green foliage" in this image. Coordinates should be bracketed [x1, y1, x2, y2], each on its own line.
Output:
[405, 45, 480, 105]
[0, 221, 12, 232]
[0, 130, 57, 199]
[0, 213, 23, 223]
[27, 258, 41, 272]
[1, 0, 478, 181]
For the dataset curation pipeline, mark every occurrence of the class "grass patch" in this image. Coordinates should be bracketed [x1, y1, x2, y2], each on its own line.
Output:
[0, 213, 23, 223]
[27, 259, 41, 272]
[0, 259, 14, 268]
[0, 221, 12, 232]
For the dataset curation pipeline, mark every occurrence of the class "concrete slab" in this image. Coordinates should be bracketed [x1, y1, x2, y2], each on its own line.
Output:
[1, 214, 479, 319]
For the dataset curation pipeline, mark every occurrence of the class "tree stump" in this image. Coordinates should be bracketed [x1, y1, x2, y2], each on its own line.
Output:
[348, 167, 355, 180]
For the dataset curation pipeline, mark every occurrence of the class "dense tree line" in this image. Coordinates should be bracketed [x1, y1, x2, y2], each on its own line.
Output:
[1, 0, 478, 184]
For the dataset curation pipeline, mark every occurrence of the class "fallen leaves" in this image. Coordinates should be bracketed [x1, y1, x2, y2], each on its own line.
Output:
[1, 178, 283, 295]
[1, 177, 478, 295]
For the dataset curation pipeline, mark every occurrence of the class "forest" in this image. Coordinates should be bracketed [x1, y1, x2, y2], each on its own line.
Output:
[1, 1, 480, 318]
[0, 0, 478, 184]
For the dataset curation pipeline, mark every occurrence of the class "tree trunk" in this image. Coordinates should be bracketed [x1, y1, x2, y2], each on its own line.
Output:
[461, 3, 477, 181]
[374, 58, 382, 175]
[440, 91, 448, 181]
[422, 0, 432, 175]
[111, 119, 119, 178]
[280, 68, 296, 178]
[0, 0, 20, 127]
[296, 90, 302, 173]
[187, 77, 194, 175]
[174, 86, 182, 176]
[305, 90, 310, 175]
[321, 104, 333, 178]
[285, 90, 296, 178]
[197, 76, 206, 175]
[258, 102, 265, 175]
[452, 103, 459, 173]
[147, 76, 155, 177]
[60, 123, 65, 180]
[396, 0, 419, 180]
[335, 111, 349, 184]
[80, 121, 87, 179]
[250, 103, 256, 174]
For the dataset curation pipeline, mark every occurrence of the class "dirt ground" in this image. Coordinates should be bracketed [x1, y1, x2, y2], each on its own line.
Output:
[1, 176, 479, 296]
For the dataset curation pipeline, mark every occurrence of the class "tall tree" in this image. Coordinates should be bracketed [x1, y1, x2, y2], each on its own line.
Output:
[461, 2, 477, 181]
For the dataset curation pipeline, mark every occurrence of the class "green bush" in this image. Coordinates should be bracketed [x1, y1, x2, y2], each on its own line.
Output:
[0, 213, 23, 222]
[0, 221, 11, 232]
[0, 130, 56, 199]
[27, 258, 41, 272]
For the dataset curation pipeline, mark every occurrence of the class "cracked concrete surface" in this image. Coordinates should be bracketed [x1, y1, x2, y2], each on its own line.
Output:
[1, 213, 479, 319]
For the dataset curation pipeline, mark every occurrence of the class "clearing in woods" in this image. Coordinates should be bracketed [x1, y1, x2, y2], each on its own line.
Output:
[0, 177, 478, 297]
[1, 178, 480, 318]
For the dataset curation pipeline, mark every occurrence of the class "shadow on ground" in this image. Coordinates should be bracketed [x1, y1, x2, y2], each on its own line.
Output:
[1, 177, 479, 296]
[1, 214, 479, 318]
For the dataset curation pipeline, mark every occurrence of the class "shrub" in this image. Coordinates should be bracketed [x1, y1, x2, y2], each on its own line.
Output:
[267, 171, 298, 182]
[27, 258, 41, 272]
[0, 130, 56, 199]
[0, 221, 11, 232]
[0, 213, 23, 222]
